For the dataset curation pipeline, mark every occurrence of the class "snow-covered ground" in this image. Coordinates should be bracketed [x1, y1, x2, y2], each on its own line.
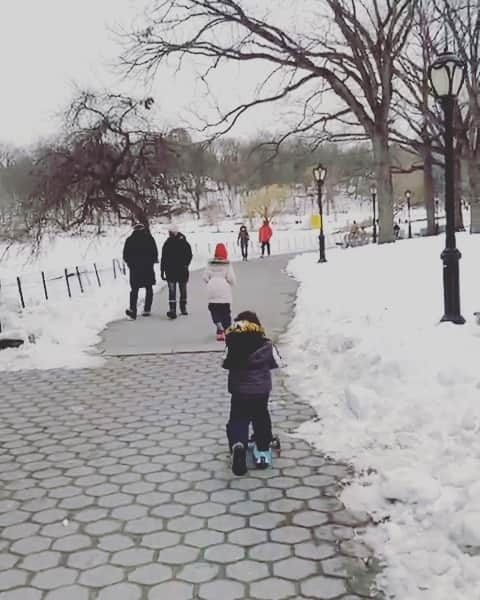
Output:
[0, 201, 453, 372]
[0, 218, 319, 371]
[283, 233, 480, 600]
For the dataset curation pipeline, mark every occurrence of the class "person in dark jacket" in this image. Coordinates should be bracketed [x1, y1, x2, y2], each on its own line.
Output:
[123, 223, 159, 320]
[160, 225, 193, 319]
[222, 310, 278, 476]
[237, 225, 250, 261]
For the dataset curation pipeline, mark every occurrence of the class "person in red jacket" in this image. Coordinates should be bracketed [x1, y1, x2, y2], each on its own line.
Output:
[258, 219, 273, 258]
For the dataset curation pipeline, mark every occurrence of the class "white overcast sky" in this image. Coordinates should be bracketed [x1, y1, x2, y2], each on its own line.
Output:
[0, 0, 303, 148]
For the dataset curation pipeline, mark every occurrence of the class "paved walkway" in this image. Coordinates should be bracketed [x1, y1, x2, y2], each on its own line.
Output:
[0, 254, 380, 600]
[100, 255, 298, 355]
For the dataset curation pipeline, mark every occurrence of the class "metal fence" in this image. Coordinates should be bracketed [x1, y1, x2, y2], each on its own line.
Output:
[0, 258, 128, 333]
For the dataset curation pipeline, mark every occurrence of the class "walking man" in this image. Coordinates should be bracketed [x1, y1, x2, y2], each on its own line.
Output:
[258, 218, 273, 258]
[160, 225, 193, 319]
[123, 223, 159, 320]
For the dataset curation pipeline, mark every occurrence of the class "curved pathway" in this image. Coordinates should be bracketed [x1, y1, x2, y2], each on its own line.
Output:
[100, 255, 298, 355]
[0, 254, 380, 599]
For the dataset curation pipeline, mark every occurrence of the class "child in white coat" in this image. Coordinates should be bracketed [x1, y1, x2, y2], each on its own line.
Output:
[203, 243, 236, 341]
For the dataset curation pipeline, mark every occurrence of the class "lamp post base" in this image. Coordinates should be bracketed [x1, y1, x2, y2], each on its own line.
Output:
[440, 247, 465, 325]
[318, 233, 327, 263]
[440, 314, 466, 324]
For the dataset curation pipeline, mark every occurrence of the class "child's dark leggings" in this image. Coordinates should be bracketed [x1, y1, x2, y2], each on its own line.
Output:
[208, 303, 231, 331]
[226, 394, 272, 451]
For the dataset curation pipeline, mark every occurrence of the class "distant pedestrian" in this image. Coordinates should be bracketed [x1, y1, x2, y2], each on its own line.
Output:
[237, 225, 250, 261]
[258, 218, 273, 258]
[393, 222, 400, 239]
[223, 311, 279, 475]
[123, 223, 159, 320]
[160, 225, 193, 319]
[203, 243, 236, 341]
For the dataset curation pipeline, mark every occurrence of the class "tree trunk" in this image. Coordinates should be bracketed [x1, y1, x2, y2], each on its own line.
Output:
[454, 153, 464, 230]
[468, 157, 480, 233]
[423, 144, 435, 236]
[373, 133, 394, 244]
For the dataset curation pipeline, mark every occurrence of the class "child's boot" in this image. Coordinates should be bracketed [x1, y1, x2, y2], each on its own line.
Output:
[252, 444, 272, 469]
[216, 323, 225, 341]
[231, 442, 247, 476]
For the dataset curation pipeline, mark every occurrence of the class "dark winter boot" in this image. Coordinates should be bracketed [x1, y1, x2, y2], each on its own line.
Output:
[180, 302, 188, 316]
[125, 309, 137, 320]
[232, 442, 247, 476]
[167, 302, 177, 320]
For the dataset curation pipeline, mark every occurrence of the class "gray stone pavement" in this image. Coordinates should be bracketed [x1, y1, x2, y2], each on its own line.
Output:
[100, 255, 298, 355]
[0, 253, 381, 600]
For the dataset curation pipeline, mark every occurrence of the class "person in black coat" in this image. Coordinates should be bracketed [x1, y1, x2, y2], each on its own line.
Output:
[237, 225, 250, 261]
[160, 225, 193, 319]
[123, 223, 159, 319]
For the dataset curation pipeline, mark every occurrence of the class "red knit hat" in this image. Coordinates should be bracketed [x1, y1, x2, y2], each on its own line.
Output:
[214, 243, 228, 260]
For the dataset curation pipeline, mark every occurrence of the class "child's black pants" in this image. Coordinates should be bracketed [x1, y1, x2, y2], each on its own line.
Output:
[208, 303, 231, 331]
[226, 394, 272, 451]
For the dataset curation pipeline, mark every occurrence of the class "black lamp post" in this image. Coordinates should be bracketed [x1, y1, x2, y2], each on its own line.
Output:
[370, 184, 377, 243]
[428, 51, 466, 324]
[313, 164, 327, 263]
[405, 190, 412, 239]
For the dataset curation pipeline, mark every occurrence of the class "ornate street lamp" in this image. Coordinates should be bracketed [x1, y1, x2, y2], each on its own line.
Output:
[428, 51, 466, 324]
[312, 164, 327, 263]
[405, 190, 412, 239]
[370, 184, 377, 243]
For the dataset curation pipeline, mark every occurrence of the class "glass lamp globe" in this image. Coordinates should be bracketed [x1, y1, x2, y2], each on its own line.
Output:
[313, 164, 327, 183]
[428, 52, 466, 98]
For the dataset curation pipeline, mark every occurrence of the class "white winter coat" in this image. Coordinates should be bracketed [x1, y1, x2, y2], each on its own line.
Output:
[203, 260, 236, 303]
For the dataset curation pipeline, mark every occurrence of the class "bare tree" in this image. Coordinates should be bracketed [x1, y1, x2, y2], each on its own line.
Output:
[0, 148, 37, 238]
[392, 0, 444, 235]
[30, 92, 175, 240]
[123, 0, 415, 243]
[167, 129, 219, 218]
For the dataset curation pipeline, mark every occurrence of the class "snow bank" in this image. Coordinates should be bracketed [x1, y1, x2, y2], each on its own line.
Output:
[284, 234, 480, 600]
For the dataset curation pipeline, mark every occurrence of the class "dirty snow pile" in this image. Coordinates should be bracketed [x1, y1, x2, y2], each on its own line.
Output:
[284, 233, 480, 600]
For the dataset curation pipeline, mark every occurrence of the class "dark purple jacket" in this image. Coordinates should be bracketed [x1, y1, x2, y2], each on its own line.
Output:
[223, 341, 278, 396]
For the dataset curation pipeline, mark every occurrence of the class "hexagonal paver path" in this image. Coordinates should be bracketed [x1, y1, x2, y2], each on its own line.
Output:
[0, 255, 380, 599]
[0, 353, 379, 599]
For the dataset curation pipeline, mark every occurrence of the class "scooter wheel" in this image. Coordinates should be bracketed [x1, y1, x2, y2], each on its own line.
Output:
[271, 436, 281, 450]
